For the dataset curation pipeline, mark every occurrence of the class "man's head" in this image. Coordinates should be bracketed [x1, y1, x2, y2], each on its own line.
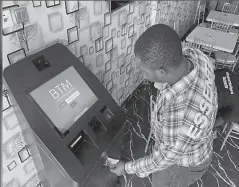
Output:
[134, 24, 186, 84]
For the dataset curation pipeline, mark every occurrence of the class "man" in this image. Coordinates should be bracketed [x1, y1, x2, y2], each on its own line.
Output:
[214, 69, 239, 129]
[110, 24, 218, 187]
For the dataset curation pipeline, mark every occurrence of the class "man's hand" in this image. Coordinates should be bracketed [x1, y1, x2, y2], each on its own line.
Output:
[110, 160, 126, 176]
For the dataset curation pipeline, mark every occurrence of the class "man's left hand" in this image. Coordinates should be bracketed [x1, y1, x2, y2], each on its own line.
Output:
[110, 160, 126, 176]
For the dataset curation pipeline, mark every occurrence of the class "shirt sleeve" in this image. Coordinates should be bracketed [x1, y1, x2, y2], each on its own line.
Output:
[124, 133, 194, 178]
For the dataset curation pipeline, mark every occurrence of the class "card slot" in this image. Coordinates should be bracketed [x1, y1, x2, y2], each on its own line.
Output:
[88, 116, 107, 140]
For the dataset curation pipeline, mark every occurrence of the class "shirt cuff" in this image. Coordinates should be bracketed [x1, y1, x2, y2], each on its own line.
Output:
[125, 161, 135, 174]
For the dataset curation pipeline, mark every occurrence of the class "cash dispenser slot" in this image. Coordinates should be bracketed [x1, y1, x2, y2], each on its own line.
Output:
[69, 130, 100, 167]
[69, 131, 84, 153]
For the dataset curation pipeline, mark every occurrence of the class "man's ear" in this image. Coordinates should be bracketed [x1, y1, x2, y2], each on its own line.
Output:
[155, 68, 167, 76]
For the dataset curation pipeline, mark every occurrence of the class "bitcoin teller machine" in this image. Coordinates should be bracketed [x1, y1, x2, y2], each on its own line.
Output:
[3, 44, 126, 187]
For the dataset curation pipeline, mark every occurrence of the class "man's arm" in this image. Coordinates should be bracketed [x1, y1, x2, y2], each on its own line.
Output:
[124, 133, 193, 178]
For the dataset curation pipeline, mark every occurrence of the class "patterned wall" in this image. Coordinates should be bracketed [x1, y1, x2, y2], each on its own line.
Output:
[2, 1, 198, 187]
[154, 1, 199, 36]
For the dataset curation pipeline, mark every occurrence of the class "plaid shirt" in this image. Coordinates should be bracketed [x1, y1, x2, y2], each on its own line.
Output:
[125, 48, 218, 178]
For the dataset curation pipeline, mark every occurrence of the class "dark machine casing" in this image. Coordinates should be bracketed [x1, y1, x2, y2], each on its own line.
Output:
[3, 44, 126, 187]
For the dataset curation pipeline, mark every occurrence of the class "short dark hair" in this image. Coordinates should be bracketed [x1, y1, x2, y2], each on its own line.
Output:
[134, 24, 182, 69]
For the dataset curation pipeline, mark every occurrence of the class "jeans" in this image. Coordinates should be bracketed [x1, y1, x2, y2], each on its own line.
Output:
[152, 155, 212, 187]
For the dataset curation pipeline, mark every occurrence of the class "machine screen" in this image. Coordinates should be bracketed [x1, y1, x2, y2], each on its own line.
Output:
[30, 66, 98, 134]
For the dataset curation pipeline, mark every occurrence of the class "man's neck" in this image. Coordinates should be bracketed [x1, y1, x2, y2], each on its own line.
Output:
[168, 57, 190, 86]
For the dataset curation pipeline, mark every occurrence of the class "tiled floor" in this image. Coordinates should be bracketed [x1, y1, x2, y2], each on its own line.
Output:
[117, 81, 239, 187]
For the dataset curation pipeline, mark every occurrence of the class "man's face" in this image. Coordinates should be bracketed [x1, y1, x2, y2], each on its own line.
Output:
[135, 56, 167, 83]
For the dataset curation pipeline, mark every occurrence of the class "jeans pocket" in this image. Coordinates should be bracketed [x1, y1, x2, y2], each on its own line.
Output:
[180, 166, 209, 187]
[190, 166, 209, 173]
[152, 165, 182, 187]
[169, 165, 185, 187]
